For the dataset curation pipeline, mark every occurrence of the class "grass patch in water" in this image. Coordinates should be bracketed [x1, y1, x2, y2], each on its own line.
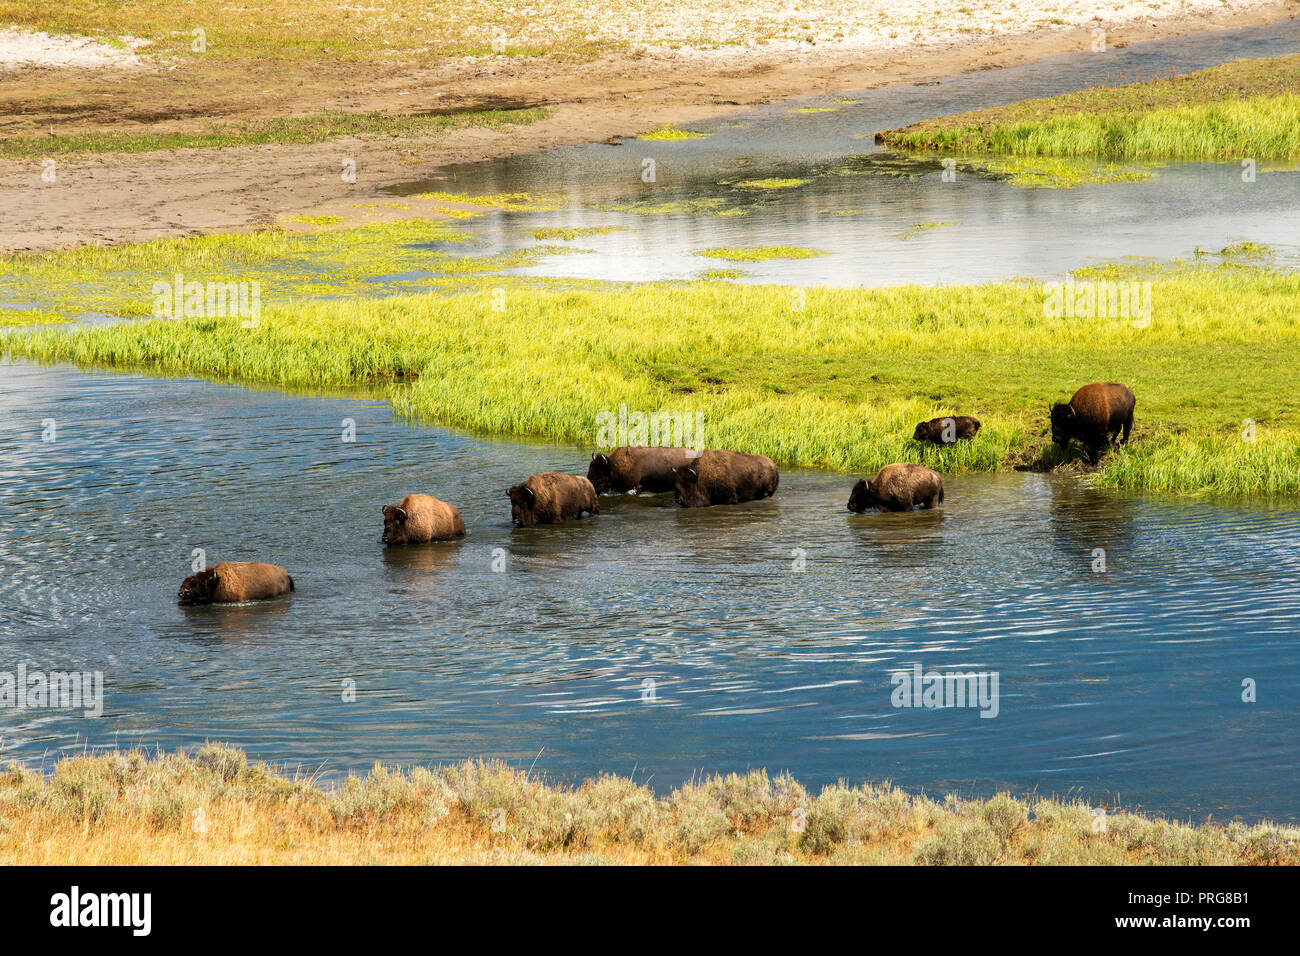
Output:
[0, 220, 604, 323]
[788, 107, 837, 114]
[638, 128, 710, 141]
[531, 226, 624, 241]
[7, 251, 1300, 495]
[695, 246, 827, 262]
[896, 221, 958, 239]
[732, 178, 810, 190]
[698, 268, 745, 280]
[412, 191, 565, 212]
[2, 745, 1293, 864]
[0, 108, 549, 158]
[876, 54, 1300, 161]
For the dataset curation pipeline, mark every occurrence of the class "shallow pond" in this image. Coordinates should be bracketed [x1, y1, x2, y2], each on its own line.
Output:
[389, 18, 1300, 286]
[2, 362, 1298, 822]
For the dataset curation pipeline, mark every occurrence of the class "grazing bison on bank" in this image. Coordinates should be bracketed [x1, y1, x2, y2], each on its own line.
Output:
[508, 473, 599, 526]
[848, 463, 944, 513]
[588, 446, 699, 495]
[382, 493, 466, 544]
[913, 415, 981, 445]
[178, 561, 294, 605]
[1050, 382, 1135, 462]
[672, 450, 778, 508]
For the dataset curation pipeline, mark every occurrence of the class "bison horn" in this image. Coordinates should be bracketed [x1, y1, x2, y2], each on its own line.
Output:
[394, 508, 407, 521]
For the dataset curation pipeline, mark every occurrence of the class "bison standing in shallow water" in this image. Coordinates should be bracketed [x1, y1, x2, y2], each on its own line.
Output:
[672, 450, 778, 508]
[382, 493, 466, 544]
[178, 561, 293, 605]
[508, 472, 599, 526]
[1050, 382, 1135, 462]
[913, 415, 981, 445]
[588, 446, 699, 495]
[848, 463, 943, 513]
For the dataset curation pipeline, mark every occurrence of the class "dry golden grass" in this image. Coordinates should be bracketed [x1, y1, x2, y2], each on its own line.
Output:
[2, 746, 1296, 865]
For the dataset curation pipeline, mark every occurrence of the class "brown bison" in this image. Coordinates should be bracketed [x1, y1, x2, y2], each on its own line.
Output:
[1050, 382, 1135, 462]
[508, 472, 599, 526]
[588, 446, 699, 495]
[382, 493, 466, 544]
[672, 450, 779, 508]
[913, 415, 981, 444]
[178, 561, 294, 605]
[848, 463, 944, 513]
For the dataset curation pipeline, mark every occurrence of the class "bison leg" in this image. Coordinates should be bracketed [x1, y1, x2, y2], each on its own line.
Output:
[1121, 411, 1133, 444]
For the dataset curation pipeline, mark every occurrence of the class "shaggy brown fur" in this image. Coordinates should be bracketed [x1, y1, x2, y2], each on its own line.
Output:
[588, 446, 700, 495]
[507, 473, 599, 526]
[382, 493, 466, 544]
[848, 463, 944, 513]
[913, 416, 981, 444]
[177, 562, 294, 605]
[1050, 382, 1136, 462]
[673, 450, 779, 508]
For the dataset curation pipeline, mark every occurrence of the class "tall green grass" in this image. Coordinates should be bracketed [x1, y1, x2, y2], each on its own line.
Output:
[6, 268, 1300, 494]
[879, 54, 1300, 161]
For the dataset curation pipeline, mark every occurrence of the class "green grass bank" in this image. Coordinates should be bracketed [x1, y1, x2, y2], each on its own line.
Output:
[4, 247, 1299, 495]
[877, 53, 1300, 161]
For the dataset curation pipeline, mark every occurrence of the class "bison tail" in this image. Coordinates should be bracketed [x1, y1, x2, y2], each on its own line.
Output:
[938, 487, 945, 504]
[288, 575, 295, 592]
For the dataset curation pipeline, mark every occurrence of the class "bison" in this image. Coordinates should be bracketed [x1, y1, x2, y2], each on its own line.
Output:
[382, 493, 466, 544]
[848, 463, 944, 513]
[588, 446, 699, 495]
[672, 450, 779, 508]
[913, 415, 981, 445]
[178, 561, 294, 605]
[1050, 382, 1135, 462]
[507, 472, 599, 526]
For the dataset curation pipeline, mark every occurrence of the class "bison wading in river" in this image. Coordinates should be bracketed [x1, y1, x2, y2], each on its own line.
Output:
[1050, 382, 1135, 462]
[672, 450, 778, 508]
[848, 463, 944, 513]
[588, 446, 699, 495]
[508, 472, 599, 526]
[178, 561, 294, 605]
[382, 493, 466, 544]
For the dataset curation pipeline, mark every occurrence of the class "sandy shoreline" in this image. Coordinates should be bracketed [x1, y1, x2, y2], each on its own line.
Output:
[2, 0, 1297, 255]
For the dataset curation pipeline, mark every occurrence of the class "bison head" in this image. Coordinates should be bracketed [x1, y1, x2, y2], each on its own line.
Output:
[847, 478, 876, 513]
[381, 505, 410, 544]
[672, 465, 708, 508]
[1050, 403, 1076, 449]
[507, 484, 537, 526]
[177, 568, 219, 605]
[587, 453, 613, 493]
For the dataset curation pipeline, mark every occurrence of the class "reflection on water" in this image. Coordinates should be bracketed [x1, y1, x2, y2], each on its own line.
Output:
[3, 361, 1299, 823]
[386, 19, 1300, 287]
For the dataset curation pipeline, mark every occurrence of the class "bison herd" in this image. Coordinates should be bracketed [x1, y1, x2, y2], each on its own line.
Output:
[178, 381, 1135, 604]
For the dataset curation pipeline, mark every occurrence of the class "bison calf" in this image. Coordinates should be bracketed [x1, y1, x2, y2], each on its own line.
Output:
[913, 415, 981, 444]
[1050, 382, 1135, 462]
[588, 446, 699, 495]
[673, 450, 778, 508]
[382, 493, 466, 544]
[848, 463, 943, 513]
[178, 561, 294, 605]
[508, 472, 599, 526]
